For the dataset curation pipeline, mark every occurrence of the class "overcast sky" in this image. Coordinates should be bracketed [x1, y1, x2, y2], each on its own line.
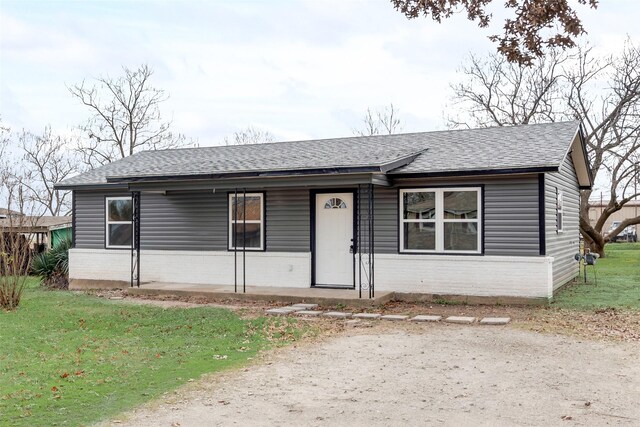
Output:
[1, 0, 639, 146]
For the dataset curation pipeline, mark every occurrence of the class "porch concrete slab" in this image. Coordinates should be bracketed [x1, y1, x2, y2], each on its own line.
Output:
[480, 317, 511, 325]
[381, 314, 409, 321]
[352, 313, 382, 320]
[290, 303, 319, 310]
[294, 310, 324, 317]
[125, 282, 394, 308]
[265, 308, 293, 316]
[411, 315, 442, 322]
[445, 316, 476, 324]
[323, 311, 353, 319]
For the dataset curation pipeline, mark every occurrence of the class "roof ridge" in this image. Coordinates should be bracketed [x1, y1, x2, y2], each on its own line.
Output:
[145, 120, 580, 154]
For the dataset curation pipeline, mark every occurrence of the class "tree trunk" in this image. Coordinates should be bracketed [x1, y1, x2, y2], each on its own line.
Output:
[588, 239, 606, 258]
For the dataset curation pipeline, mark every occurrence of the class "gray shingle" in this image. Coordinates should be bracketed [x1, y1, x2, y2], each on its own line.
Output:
[56, 121, 579, 188]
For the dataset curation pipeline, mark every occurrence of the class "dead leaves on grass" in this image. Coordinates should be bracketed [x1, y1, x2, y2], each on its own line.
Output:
[522, 308, 640, 342]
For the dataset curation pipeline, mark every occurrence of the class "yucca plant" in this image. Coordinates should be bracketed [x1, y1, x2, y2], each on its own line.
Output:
[30, 236, 72, 289]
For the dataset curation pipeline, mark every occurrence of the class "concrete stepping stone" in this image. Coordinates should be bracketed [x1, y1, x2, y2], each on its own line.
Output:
[294, 310, 323, 317]
[411, 315, 442, 322]
[381, 314, 409, 321]
[277, 306, 304, 313]
[480, 317, 511, 325]
[290, 303, 319, 310]
[445, 316, 476, 324]
[352, 313, 382, 320]
[322, 311, 352, 319]
[266, 308, 294, 316]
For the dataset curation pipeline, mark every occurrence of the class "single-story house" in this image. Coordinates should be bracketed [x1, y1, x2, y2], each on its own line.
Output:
[55, 121, 591, 300]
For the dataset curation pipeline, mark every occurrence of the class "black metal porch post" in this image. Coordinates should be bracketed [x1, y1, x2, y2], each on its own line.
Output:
[130, 191, 141, 288]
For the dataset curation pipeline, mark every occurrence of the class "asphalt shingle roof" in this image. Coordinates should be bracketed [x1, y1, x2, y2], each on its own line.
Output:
[57, 121, 580, 188]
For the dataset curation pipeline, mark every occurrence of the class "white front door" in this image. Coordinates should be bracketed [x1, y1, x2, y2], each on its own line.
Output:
[315, 193, 354, 287]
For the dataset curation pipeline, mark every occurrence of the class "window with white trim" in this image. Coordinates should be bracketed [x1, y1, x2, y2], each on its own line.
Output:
[229, 193, 264, 250]
[556, 189, 564, 232]
[400, 188, 481, 253]
[105, 197, 133, 248]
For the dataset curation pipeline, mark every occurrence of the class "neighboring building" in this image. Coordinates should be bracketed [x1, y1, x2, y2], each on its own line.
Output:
[55, 121, 591, 301]
[588, 200, 640, 236]
[0, 215, 72, 251]
[0, 208, 22, 219]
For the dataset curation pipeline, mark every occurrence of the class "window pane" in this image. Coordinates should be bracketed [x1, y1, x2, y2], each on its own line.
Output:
[108, 199, 133, 221]
[231, 196, 261, 221]
[403, 222, 435, 251]
[109, 224, 132, 247]
[403, 192, 435, 220]
[443, 191, 477, 219]
[324, 197, 347, 209]
[444, 222, 478, 251]
[231, 223, 262, 249]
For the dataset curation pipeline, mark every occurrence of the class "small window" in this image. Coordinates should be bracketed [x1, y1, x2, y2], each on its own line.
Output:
[105, 197, 133, 248]
[557, 189, 564, 232]
[229, 193, 264, 250]
[400, 188, 481, 253]
[324, 197, 347, 209]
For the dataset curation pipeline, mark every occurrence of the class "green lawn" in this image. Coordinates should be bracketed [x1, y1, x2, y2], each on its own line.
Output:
[552, 242, 640, 310]
[0, 283, 304, 426]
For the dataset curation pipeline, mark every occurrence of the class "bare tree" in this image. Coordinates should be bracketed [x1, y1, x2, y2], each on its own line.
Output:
[353, 103, 403, 136]
[566, 44, 640, 253]
[391, 0, 598, 65]
[224, 126, 275, 145]
[449, 41, 640, 256]
[448, 51, 567, 127]
[69, 64, 188, 168]
[18, 127, 79, 216]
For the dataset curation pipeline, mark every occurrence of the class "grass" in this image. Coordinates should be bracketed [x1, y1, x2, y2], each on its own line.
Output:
[552, 242, 640, 310]
[0, 281, 305, 426]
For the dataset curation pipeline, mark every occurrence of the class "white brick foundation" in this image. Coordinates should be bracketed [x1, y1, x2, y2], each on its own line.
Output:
[70, 249, 554, 298]
[69, 249, 311, 288]
[370, 254, 554, 298]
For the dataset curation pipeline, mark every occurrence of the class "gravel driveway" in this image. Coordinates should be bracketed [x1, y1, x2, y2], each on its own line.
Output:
[106, 323, 640, 426]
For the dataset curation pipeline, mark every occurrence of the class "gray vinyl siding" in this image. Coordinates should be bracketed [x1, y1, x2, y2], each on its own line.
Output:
[74, 190, 128, 249]
[545, 155, 581, 288]
[372, 176, 540, 256]
[75, 177, 541, 257]
[74, 188, 309, 252]
[140, 192, 227, 251]
[266, 189, 309, 252]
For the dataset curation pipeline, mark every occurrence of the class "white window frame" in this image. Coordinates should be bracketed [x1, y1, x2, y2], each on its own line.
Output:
[105, 196, 133, 249]
[228, 193, 264, 251]
[399, 187, 482, 254]
[557, 189, 564, 233]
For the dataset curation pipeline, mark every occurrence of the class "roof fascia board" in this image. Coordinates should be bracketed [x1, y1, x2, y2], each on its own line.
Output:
[388, 166, 557, 179]
[105, 166, 384, 184]
[557, 124, 592, 188]
[54, 183, 130, 191]
[125, 173, 385, 192]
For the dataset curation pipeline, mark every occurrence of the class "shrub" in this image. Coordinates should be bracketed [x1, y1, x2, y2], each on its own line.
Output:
[31, 237, 71, 289]
[0, 232, 32, 310]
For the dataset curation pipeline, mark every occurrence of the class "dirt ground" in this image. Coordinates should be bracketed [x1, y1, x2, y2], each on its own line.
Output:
[103, 321, 640, 427]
